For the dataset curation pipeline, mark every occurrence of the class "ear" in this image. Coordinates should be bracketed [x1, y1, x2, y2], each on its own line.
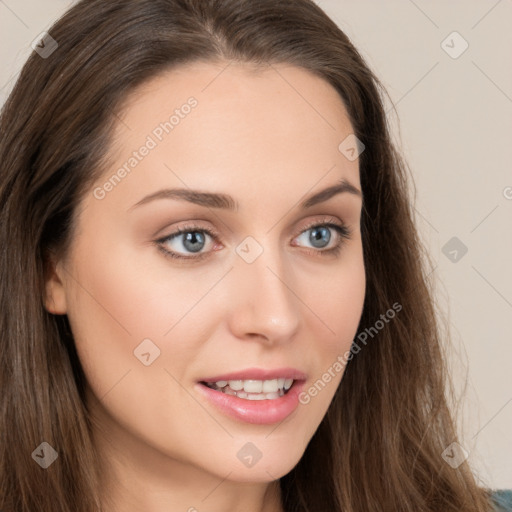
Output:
[43, 251, 68, 315]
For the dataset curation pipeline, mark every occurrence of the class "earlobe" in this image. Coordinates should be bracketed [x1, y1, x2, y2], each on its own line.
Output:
[43, 256, 68, 315]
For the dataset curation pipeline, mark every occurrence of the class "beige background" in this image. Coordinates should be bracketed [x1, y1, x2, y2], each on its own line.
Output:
[1, 0, 511, 489]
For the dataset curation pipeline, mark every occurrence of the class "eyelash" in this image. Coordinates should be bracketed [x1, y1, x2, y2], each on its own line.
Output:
[155, 218, 352, 262]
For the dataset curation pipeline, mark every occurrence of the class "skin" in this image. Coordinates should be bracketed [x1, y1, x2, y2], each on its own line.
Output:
[44, 61, 366, 512]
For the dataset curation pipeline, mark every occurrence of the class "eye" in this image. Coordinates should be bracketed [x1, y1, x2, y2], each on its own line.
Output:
[155, 224, 219, 261]
[155, 218, 352, 261]
[292, 220, 352, 256]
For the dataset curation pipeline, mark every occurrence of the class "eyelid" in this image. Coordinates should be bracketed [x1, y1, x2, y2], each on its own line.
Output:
[298, 215, 344, 233]
[160, 221, 221, 242]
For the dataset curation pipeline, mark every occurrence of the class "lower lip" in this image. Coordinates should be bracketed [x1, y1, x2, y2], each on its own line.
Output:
[195, 381, 305, 425]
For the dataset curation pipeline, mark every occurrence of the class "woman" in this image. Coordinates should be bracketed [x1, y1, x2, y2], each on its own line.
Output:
[0, 0, 509, 511]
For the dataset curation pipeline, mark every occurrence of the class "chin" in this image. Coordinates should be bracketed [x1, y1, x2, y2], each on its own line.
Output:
[217, 441, 307, 483]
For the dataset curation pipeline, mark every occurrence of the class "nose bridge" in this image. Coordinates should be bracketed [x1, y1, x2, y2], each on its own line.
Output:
[228, 236, 301, 343]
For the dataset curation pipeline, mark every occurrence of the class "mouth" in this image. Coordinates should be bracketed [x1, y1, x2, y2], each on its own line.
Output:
[195, 368, 307, 424]
[199, 378, 296, 401]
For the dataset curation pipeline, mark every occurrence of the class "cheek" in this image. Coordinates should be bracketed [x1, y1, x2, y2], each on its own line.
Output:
[62, 244, 209, 455]
[62, 237, 236, 423]
[65, 236, 211, 341]
[309, 243, 366, 347]
[296, 246, 365, 405]
[62, 241, 199, 397]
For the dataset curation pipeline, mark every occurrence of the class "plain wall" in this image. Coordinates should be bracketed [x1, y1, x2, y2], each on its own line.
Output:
[1, 0, 511, 489]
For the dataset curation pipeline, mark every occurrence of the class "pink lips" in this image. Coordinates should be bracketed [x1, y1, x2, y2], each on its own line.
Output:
[199, 367, 308, 383]
[196, 367, 308, 425]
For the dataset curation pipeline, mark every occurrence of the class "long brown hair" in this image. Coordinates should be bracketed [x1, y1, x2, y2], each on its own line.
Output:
[0, 0, 495, 510]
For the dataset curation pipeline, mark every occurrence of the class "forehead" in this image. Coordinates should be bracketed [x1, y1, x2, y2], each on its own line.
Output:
[114, 60, 354, 150]
[119, 59, 351, 126]
[91, 60, 360, 216]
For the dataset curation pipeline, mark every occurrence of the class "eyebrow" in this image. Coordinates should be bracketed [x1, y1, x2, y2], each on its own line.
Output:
[127, 177, 362, 213]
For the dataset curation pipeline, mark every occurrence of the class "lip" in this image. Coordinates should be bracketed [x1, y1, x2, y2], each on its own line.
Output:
[195, 378, 306, 425]
[199, 367, 308, 383]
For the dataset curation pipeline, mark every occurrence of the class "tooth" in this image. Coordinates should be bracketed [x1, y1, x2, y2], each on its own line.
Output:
[228, 380, 243, 391]
[243, 380, 263, 393]
[211, 378, 294, 398]
[262, 379, 279, 393]
[246, 393, 266, 400]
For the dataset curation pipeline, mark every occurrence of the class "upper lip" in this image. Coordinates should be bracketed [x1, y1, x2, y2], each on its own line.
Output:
[199, 367, 308, 383]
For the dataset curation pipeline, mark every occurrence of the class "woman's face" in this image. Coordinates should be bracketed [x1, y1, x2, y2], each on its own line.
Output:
[45, 61, 365, 487]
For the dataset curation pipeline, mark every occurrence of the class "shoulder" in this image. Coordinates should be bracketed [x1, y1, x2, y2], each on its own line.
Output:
[490, 490, 512, 511]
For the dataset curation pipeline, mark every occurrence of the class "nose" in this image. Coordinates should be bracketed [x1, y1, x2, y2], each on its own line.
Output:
[226, 243, 301, 347]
